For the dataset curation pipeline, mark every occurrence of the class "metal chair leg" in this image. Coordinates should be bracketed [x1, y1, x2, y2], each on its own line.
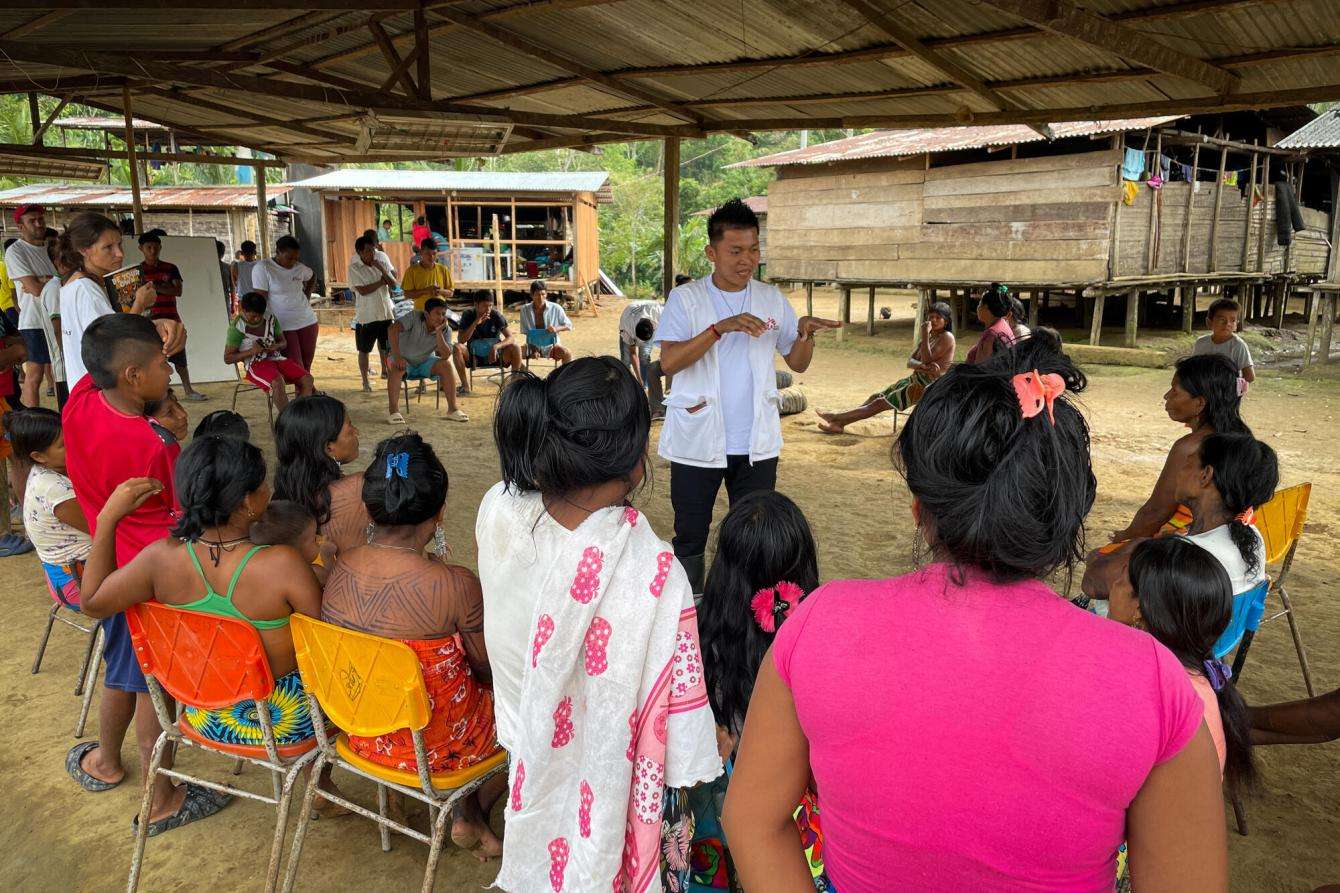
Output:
[232, 758, 245, 776]
[281, 752, 326, 893]
[1231, 794, 1249, 836]
[74, 626, 104, 738]
[264, 760, 309, 893]
[1276, 586, 1314, 696]
[74, 617, 100, 695]
[32, 603, 60, 675]
[420, 798, 454, 893]
[377, 784, 392, 853]
[126, 732, 172, 892]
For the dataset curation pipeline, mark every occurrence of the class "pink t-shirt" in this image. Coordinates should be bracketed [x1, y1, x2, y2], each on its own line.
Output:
[1189, 673, 1227, 773]
[773, 564, 1203, 892]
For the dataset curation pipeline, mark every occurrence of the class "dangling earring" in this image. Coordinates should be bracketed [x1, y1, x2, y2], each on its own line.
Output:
[364, 522, 376, 544]
[433, 524, 449, 558]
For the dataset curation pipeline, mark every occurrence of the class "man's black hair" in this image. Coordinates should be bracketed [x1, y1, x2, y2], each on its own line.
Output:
[354, 235, 375, 253]
[706, 198, 760, 245]
[275, 234, 300, 253]
[674, 274, 692, 286]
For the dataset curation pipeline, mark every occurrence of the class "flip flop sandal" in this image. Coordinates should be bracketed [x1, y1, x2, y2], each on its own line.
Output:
[0, 535, 35, 558]
[387, 412, 406, 424]
[183, 393, 209, 402]
[66, 742, 123, 792]
[132, 783, 231, 838]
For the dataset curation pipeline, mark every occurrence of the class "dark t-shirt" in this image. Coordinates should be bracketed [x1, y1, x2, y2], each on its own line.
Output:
[138, 260, 183, 322]
[459, 308, 507, 342]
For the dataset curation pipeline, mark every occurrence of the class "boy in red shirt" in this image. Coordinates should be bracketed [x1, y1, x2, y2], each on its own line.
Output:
[63, 312, 228, 834]
[138, 231, 206, 403]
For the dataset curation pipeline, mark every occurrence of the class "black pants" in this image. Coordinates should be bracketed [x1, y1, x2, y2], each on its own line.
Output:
[670, 456, 778, 589]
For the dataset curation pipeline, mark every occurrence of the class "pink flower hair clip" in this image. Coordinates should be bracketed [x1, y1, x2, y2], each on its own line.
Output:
[750, 580, 806, 633]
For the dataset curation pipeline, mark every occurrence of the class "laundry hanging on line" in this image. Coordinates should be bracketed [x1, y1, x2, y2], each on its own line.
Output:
[1121, 180, 1139, 205]
[1121, 148, 1145, 181]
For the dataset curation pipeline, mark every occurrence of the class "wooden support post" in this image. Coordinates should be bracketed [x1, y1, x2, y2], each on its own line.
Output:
[1124, 289, 1140, 348]
[187, 207, 194, 236]
[1107, 198, 1122, 279]
[1320, 294, 1335, 366]
[805, 281, 813, 317]
[1274, 280, 1287, 329]
[661, 137, 680, 298]
[1256, 155, 1271, 278]
[841, 287, 851, 324]
[867, 286, 876, 336]
[1089, 294, 1106, 346]
[912, 288, 928, 348]
[1144, 132, 1163, 274]
[26, 92, 41, 146]
[1027, 289, 1040, 329]
[1180, 286, 1194, 333]
[121, 85, 143, 234]
[1209, 147, 1227, 271]
[1303, 290, 1318, 369]
[1240, 152, 1258, 271]
[1180, 143, 1200, 272]
[255, 168, 268, 258]
[414, 8, 431, 100]
[491, 213, 504, 308]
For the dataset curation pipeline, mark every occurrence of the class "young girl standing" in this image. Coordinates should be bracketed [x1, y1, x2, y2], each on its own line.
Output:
[9, 407, 90, 606]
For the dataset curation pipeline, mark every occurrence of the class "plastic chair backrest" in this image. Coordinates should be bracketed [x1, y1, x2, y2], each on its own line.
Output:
[1212, 579, 1270, 660]
[526, 328, 557, 350]
[469, 338, 499, 359]
[1254, 483, 1310, 566]
[126, 602, 275, 709]
[525, 260, 539, 278]
[290, 614, 431, 738]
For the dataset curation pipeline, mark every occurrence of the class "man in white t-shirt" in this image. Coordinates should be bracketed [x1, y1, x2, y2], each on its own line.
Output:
[360, 227, 398, 280]
[251, 234, 318, 370]
[347, 234, 397, 392]
[518, 280, 573, 365]
[655, 199, 838, 591]
[5, 205, 58, 406]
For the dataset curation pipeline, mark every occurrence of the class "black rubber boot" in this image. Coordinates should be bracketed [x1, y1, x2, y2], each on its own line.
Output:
[679, 552, 706, 597]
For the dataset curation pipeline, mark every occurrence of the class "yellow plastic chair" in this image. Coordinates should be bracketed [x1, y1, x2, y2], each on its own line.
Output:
[1253, 483, 1314, 696]
[282, 615, 506, 893]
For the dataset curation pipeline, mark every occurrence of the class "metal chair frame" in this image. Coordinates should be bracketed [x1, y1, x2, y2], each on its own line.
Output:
[31, 599, 104, 737]
[1253, 483, 1314, 696]
[523, 328, 561, 373]
[125, 606, 318, 893]
[465, 338, 508, 392]
[231, 362, 275, 429]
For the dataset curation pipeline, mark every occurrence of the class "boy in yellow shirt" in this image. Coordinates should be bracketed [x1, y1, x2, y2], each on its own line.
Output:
[400, 239, 453, 311]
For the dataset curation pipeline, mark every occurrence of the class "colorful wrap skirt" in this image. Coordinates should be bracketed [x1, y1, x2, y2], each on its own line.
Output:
[182, 669, 314, 746]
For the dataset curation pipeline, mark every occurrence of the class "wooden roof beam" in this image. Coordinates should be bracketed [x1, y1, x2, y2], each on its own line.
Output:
[0, 142, 287, 167]
[1, 10, 75, 39]
[0, 74, 125, 95]
[976, 0, 1239, 94]
[429, 6, 705, 124]
[135, 85, 356, 145]
[367, 18, 419, 98]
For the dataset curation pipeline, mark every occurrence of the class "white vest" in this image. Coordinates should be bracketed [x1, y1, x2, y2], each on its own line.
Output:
[656, 276, 789, 469]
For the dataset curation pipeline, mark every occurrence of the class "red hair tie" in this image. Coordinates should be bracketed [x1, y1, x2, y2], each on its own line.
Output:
[1011, 369, 1066, 424]
[1235, 507, 1255, 526]
[750, 581, 805, 633]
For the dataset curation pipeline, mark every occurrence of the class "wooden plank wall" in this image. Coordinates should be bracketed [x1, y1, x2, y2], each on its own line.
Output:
[323, 196, 376, 286]
[573, 193, 601, 288]
[766, 149, 1119, 284]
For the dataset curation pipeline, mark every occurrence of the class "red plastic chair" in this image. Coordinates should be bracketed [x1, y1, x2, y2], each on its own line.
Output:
[125, 602, 317, 893]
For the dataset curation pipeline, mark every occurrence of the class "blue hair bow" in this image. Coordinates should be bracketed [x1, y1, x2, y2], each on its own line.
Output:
[385, 451, 410, 480]
[1203, 658, 1233, 692]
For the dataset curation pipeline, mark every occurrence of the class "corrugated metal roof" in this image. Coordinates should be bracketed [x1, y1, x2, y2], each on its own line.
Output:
[0, 184, 293, 210]
[1277, 108, 1340, 149]
[733, 116, 1184, 167]
[287, 169, 610, 196]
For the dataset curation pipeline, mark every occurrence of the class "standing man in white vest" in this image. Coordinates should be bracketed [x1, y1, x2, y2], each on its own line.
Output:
[655, 198, 839, 592]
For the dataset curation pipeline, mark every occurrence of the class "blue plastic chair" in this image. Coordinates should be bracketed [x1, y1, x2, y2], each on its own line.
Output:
[524, 328, 559, 371]
[1212, 579, 1269, 668]
[466, 338, 506, 390]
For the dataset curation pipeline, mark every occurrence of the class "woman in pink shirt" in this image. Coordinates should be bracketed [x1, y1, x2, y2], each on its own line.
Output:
[723, 337, 1227, 892]
[964, 282, 1017, 363]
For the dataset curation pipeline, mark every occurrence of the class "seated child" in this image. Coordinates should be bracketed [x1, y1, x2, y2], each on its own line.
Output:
[1193, 297, 1254, 384]
[225, 291, 315, 410]
[193, 409, 250, 441]
[249, 498, 333, 585]
[9, 407, 90, 607]
[695, 490, 827, 890]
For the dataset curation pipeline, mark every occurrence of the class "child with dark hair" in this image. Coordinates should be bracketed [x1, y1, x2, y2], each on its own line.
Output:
[1193, 297, 1254, 383]
[724, 344, 1227, 891]
[321, 432, 503, 855]
[224, 291, 314, 410]
[695, 490, 826, 888]
[479, 357, 720, 890]
[1111, 353, 1249, 541]
[192, 409, 250, 441]
[249, 498, 320, 565]
[965, 282, 1016, 363]
[817, 300, 955, 434]
[273, 394, 369, 558]
[8, 407, 90, 606]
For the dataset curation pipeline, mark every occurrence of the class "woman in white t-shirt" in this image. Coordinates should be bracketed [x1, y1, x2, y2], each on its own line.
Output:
[1175, 431, 1277, 594]
[56, 213, 184, 385]
[8, 408, 91, 607]
[251, 235, 317, 371]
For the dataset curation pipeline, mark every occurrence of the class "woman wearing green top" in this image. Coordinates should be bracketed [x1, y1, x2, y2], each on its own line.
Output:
[80, 435, 323, 749]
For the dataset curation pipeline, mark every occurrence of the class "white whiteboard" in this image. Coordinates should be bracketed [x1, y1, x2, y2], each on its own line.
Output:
[119, 235, 234, 383]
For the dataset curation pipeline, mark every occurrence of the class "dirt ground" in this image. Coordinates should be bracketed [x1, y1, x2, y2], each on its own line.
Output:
[2, 287, 1337, 891]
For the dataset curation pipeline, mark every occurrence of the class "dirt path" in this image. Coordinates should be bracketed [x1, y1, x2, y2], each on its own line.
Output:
[2, 291, 1337, 890]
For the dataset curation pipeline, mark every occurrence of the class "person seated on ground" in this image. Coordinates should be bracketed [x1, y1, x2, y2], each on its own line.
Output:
[1109, 354, 1250, 542]
[386, 297, 468, 425]
[518, 280, 572, 366]
[224, 291, 315, 412]
[400, 239, 454, 313]
[8, 407, 91, 608]
[457, 293, 522, 377]
[478, 358, 720, 890]
[617, 282, 675, 419]
[722, 337, 1227, 891]
[138, 230, 206, 402]
[348, 235, 397, 393]
[1086, 430, 1276, 601]
[192, 409, 250, 441]
[817, 300, 955, 435]
[964, 282, 1017, 364]
[78, 436, 347, 816]
[1193, 297, 1255, 384]
[250, 498, 332, 585]
[322, 432, 504, 858]
[696, 490, 828, 889]
[274, 394, 370, 558]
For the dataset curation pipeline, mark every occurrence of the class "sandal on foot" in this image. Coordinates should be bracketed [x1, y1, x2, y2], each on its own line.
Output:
[387, 412, 406, 424]
[132, 783, 230, 838]
[443, 409, 469, 423]
[0, 534, 36, 557]
[183, 392, 209, 402]
[66, 742, 123, 792]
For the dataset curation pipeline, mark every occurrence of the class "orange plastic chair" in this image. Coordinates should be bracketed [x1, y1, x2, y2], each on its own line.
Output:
[282, 614, 506, 893]
[1253, 483, 1314, 696]
[125, 602, 317, 893]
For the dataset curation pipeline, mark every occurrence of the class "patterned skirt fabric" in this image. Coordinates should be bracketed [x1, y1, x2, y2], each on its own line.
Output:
[42, 560, 84, 610]
[880, 370, 934, 412]
[182, 669, 314, 746]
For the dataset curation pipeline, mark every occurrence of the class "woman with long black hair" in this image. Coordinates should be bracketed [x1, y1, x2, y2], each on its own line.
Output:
[272, 394, 368, 556]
